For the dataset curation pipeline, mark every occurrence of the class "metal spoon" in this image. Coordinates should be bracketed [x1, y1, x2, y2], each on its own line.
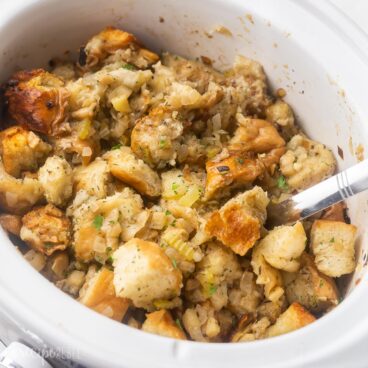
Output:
[266, 159, 368, 227]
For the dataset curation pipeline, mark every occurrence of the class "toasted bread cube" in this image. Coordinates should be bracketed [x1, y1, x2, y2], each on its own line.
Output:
[259, 222, 307, 272]
[251, 243, 284, 303]
[206, 187, 269, 256]
[142, 310, 186, 340]
[5, 69, 69, 135]
[310, 220, 356, 277]
[0, 126, 51, 178]
[81, 26, 159, 69]
[73, 158, 110, 199]
[0, 214, 22, 236]
[79, 267, 129, 321]
[38, 156, 73, 206]
[0, 160, 43, 215]
[20, 204, 71, 256]
[104, 146, 161, 197]
[280, 135, 336, 191]
[131, 108, 184, 169]
[113, 238, 183, 310]
[266, 303, 315, 337]
[204, 148, 285, 200]
[265, 100, 295, 127]
[284, 253, 339, 313]
[228, 117, 285, 152]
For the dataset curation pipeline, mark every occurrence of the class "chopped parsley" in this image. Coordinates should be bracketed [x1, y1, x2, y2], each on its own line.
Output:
[175, 318, 183, 331]
[159, 138, 168, 149]
[111, 143, 122, 150]
[330, 237, 335, 243]
[44, 242, 54, 248]
[172, 258, 178, 269]
[277, 175, 288, 190]
[93, 215, 104, 230]
[236, 157, 244, 165]
[122, 63, 136, 70]
[107, 256, 114, 264]
[208, 284, 217, 296]
[171, 182, 179, 194]
[165, 210, 171, 216]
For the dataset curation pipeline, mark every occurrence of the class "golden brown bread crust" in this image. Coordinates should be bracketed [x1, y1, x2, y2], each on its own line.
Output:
[5, 69, 69, 136]
[81, 26, 159, 69]
[0, 126, 51, 177]
[204, 147, 285, 200]
[0, 214, 22, 236]
[206, 203, 260, 256]
[142, 310, 187, 340]
[79, 267, 129, 322]
[266, 302, 315, 338]
[21, 204, 71, 256]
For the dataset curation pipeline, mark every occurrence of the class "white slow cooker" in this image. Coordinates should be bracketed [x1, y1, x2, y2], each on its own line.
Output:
[0, 0, 368, 367]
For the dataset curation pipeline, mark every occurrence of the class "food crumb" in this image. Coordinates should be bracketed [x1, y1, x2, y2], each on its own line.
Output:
[201, 55, 212, 66]
[355, 144, 364, 162]
[245, 14, 254, 24]
[337, 146, 344, 160]
[214, 25, 233, 37]
[159, 16, 165, 23]
[276, 88, 286, 98]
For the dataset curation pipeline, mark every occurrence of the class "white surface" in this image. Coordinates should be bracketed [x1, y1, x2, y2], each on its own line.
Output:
[0, 1, 368, 368]
[331, 0, 368, 34]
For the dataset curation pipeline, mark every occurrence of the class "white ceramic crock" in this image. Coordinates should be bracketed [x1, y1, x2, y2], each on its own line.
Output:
[0, 1, 368, 367]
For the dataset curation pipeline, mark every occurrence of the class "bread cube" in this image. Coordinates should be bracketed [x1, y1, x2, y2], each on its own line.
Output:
[311, 220, 356, 277]
[142, 310, 186, 340]
[113, 238, 183, 310]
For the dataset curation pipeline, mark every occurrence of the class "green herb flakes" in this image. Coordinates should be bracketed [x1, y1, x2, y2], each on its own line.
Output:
[277, 175, 288, 190]
[111, 143, 122, 150]
[93, 215, 104, 230]
[122, 63, 136, 70]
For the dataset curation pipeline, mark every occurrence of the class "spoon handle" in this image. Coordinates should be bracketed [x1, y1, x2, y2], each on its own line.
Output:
[267, 159, 368, 227]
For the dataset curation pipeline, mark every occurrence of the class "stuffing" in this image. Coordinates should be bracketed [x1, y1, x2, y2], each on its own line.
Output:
[0, 26, 356, 343]
[73, 158, 110, 198]
[142, 310, 187, 340]
[266, 302, 315, 338]
[131, 108, 184, 169]
[204, 147, 285, 200]
[24, 249, 46, 272]
[5, 69, 69, 135]
[20, 204, 71, 256]
[104, 146, 161, 197]
[161, 168, 205, 208]
[50, 128, 100, 166]
[182, 302, 224, 342]
[205, 187, 269, 255]
[284, 253, 339, 313]
[79, 266, 129, 321]
[80, 26, 159, 69]
[193, 242, 242, 301]
[266, 100, 295, 127]
[0, 126, 51, 177]
[280, 135, 336, 191]
[113, 238, 183, 310]
[0, 214, 22, 236]
[228, 116, 285, 153]
[71, 188, 148, 262]
[230, 315, 271, 342]
[0, 160, 43, 214]
[251, 243, 284, 303]
[228, 270, 263, 317]
[258, 222, 307, 272]
[310, 220, 356, 277]
[38, 156, 73, 206]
